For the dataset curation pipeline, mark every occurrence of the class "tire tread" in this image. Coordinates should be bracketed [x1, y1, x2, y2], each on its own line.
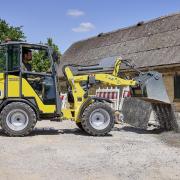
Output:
[81, 102, 114, 136]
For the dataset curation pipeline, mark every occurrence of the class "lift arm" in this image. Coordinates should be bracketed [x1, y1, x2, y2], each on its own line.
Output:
[61, 59, 137, 121]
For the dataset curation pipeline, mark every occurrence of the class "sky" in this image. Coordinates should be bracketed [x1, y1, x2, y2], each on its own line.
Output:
[0, 0, 180, 53]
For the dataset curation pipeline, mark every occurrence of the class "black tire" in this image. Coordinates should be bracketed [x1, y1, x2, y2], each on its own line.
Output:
[81, 102, 115, 136]
[76, 122, 84, 131]
[0, 102, 37, 136]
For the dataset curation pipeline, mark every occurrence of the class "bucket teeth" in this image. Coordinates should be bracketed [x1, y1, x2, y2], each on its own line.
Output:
[152, 103, 178, 131]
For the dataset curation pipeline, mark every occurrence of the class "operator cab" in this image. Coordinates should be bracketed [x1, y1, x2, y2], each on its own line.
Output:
[0, 41, 60, 111]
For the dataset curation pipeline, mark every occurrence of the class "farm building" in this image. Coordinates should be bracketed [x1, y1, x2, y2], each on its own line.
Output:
[58, 13, 180, 111]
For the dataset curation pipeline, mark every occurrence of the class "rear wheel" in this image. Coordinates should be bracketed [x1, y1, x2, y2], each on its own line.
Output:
[0, 102, 37, 136]
[81, 102, 115, 136]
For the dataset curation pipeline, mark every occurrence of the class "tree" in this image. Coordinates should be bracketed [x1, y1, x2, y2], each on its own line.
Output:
[0, 19, 25, 42]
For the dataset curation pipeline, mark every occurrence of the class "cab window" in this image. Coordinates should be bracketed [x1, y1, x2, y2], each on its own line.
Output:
[31, 49, 51, 73]
[22, 47, 51, 73]
[8, 45, 20, 71]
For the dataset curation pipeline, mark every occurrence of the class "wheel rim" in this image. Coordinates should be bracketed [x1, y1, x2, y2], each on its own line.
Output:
[6, 109, 29, 131]
[89, 108, 110, 130]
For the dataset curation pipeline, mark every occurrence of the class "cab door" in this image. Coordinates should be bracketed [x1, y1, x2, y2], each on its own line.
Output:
[20, 46, 59, 115]
[7, 44, 21, 97]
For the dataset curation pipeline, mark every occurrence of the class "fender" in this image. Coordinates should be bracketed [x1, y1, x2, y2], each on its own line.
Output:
[0, 98, 40, 119]
[77, 96, 113, 120]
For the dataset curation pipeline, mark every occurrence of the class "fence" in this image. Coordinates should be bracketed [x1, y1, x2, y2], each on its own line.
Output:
[96, 87, 120, 110]
[96, 86, 130, 111]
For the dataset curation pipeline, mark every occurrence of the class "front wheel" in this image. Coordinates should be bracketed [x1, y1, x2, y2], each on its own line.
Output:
[81, 102, 115, 136]
[0, 102, 37, 136]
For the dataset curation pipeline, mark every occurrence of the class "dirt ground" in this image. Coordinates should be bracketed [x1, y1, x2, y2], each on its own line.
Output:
[0, 121, 180, 180]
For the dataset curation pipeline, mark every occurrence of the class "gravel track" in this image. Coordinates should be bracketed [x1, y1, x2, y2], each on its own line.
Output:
[0, 121, 180, 180]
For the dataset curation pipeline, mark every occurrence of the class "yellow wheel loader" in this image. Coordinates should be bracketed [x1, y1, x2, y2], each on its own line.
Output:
[0, 41, 177, 136]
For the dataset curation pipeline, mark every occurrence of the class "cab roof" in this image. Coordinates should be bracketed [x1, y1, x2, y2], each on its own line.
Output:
[0, 41, 49, 49]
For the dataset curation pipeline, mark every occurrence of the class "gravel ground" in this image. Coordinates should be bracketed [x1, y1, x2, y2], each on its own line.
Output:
[0, 121, 180, 180]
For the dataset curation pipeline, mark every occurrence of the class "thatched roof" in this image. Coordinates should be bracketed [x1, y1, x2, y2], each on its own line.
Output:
[58, 12, 180, 77]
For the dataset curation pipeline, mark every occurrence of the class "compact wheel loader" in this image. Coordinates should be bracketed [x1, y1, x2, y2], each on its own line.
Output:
[0, 41, 177, 136]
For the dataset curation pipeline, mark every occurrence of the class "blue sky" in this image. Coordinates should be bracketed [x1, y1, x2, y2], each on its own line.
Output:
[0, 0, 180, 53]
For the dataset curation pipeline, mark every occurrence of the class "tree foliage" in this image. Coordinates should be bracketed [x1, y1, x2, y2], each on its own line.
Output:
[0, 19, 25, 42]
[31, 50, 51, 72]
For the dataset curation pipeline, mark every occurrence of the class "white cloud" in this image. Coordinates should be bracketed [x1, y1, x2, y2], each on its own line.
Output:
[67, 9, 85, 17]
[72, 22, 95, 32]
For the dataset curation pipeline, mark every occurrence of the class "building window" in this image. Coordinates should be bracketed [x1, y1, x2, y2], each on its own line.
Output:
[174, 75, 180, 99]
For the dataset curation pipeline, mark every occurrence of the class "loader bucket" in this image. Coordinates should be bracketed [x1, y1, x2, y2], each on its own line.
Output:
[122, 71, 179, 131]
[132, 71, 170, 104]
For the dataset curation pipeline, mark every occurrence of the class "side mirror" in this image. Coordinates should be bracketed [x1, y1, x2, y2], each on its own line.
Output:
[52, 51, 59, 63]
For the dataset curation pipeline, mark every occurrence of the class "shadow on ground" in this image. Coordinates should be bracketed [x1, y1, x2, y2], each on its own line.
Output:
[30, 127, 89, 136]
[62, 128, 113, 137]
[0, 128, 63, 137]
[0, 127, 112, 137]
[113, 126, 165, 134]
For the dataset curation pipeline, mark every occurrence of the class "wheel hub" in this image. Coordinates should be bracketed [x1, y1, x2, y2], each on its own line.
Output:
[90, 108, 110, 130]
[6, 109, 29, 131]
